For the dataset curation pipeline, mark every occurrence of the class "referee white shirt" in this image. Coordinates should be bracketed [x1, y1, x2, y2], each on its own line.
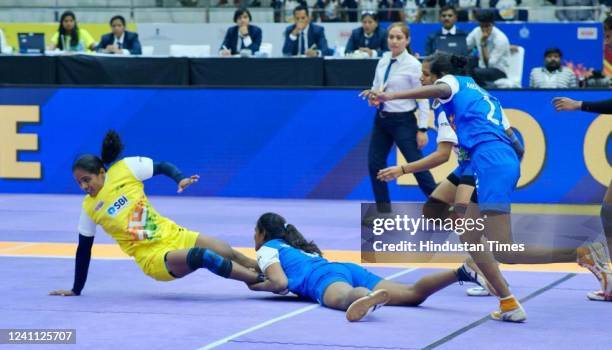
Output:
[371, 50, 430, 129]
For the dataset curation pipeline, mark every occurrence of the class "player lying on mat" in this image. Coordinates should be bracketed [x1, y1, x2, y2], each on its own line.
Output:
[423, 99, 524, 297]
[50, 130, 262, 297]
[245, 212, 488, 322]
[368, 52, 611, 321]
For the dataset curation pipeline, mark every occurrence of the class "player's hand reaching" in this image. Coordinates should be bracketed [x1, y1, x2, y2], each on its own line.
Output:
[49, 289, 77, 296]
[377, 166, 405, 182]
[178, 175, 200, 193]
[552, 97, 582, 111]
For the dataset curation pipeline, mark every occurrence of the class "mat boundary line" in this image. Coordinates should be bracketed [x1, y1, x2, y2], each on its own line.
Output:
[196, 268, 418, 350]
[229, 339, 419, 349]
[421, 273, 577, 350]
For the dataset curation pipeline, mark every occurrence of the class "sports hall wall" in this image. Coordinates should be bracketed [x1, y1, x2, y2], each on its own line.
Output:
[0, 88, 609, 204]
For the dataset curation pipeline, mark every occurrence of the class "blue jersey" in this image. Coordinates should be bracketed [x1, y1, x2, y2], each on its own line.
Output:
[256, 239, 327, 297]
[436, 75, 512, 152]
[432, 99, 470, 167]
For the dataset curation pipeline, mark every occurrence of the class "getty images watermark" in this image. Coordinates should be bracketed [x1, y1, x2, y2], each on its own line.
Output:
[360, 203, 525, 263]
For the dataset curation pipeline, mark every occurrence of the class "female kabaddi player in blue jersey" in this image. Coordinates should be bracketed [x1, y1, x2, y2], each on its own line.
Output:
[424, 100, 523, 297]
[246, 212, 489, 322]
[370, 52, 611, 321]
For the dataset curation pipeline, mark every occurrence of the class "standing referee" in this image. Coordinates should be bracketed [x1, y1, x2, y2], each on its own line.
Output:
[360, 22, 436, 215]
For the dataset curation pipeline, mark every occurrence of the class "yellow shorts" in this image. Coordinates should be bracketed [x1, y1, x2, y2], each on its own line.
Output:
[133, 228, 199, 281]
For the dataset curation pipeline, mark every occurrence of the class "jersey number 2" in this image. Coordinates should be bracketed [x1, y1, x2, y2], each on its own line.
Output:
[484, 95, 500, 126]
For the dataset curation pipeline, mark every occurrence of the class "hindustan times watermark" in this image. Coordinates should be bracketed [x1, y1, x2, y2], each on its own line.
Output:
[371, 240, 525, 253]
[360, 203, 602, 264]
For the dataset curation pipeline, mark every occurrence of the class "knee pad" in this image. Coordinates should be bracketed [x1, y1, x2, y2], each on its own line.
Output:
[470, 190, 478, 204]
[423, 197, 451, 219]
[187, 247, 233, 278]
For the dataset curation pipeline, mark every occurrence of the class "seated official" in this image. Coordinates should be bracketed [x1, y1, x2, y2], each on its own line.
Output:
[49, 10, 96, 52]
[220, 8, 262, 56]
[97, 15, 142, 55]
[345, 12, 387, 58]
[424, 6, 469, 56]
[467, 10, 510, 88]
[282, 5, 333, 57]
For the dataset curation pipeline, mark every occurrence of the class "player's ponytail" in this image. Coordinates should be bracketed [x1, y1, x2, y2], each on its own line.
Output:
[256, 212, 322, 256]
[426, 52, 468, 77]
[101, 130, 123, 165]
[284, 224, 322, 256]
[72, 130, 123, 174]
[450, 54, 468, 70]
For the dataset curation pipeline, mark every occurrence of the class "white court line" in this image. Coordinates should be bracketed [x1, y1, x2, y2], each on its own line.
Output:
[197, 267, 418, 350]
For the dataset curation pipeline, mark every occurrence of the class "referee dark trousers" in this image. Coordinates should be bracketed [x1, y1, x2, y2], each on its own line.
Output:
[368, 109, 437, 213]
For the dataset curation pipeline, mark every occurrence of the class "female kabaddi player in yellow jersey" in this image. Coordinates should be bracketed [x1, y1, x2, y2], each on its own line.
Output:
[50, 131, 262, 296]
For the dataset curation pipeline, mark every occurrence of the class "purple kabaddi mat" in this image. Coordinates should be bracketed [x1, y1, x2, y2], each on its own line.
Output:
[0, 257, 609, 350]
[0, 194, 609, 349]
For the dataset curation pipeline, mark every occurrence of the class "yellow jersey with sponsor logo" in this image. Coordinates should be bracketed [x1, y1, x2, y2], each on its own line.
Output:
[82, 159, 181, 257]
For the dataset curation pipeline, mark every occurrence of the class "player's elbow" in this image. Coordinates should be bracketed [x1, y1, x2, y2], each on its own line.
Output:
[435, 143, 453, 163]
[438, 151, 451, 163]
[433, 150, 451, 166]
[268, 276, 288, 292]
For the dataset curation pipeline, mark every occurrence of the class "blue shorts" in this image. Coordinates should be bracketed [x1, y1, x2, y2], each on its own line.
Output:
[451, 160, 474, 180]
[305, 262, 383, 306]
[471, 142, 520, 213]
[452, 161, 473, 178]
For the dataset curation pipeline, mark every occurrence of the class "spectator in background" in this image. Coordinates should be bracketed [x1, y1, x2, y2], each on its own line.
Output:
[529, 48, 577, 88]
[378, 0, 406, 22]
[0, 28, 12, 54]
[490, 0, 522, 21]
[424, 6, 469, 56]
[219, 8, 262, 56]
[403, 0, 429, 23]
[217, 0, 241, 6]
[49, 10, 96, 52]
[467, 10, 510, 88]
[342, 0, 359, 22]
[97, 15, 142, 55]
[272, 0, 307, 22]
[439, 0, 480, 21]
[556, 0, 598, 21]
[282, 5, 333, 56]
[345, 12, 388, 57]
[360, 0, 379, 13]
[314, 0, 343, 22]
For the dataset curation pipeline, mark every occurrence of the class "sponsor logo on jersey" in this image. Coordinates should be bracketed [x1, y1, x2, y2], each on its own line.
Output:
[107, 195, 129, 217]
